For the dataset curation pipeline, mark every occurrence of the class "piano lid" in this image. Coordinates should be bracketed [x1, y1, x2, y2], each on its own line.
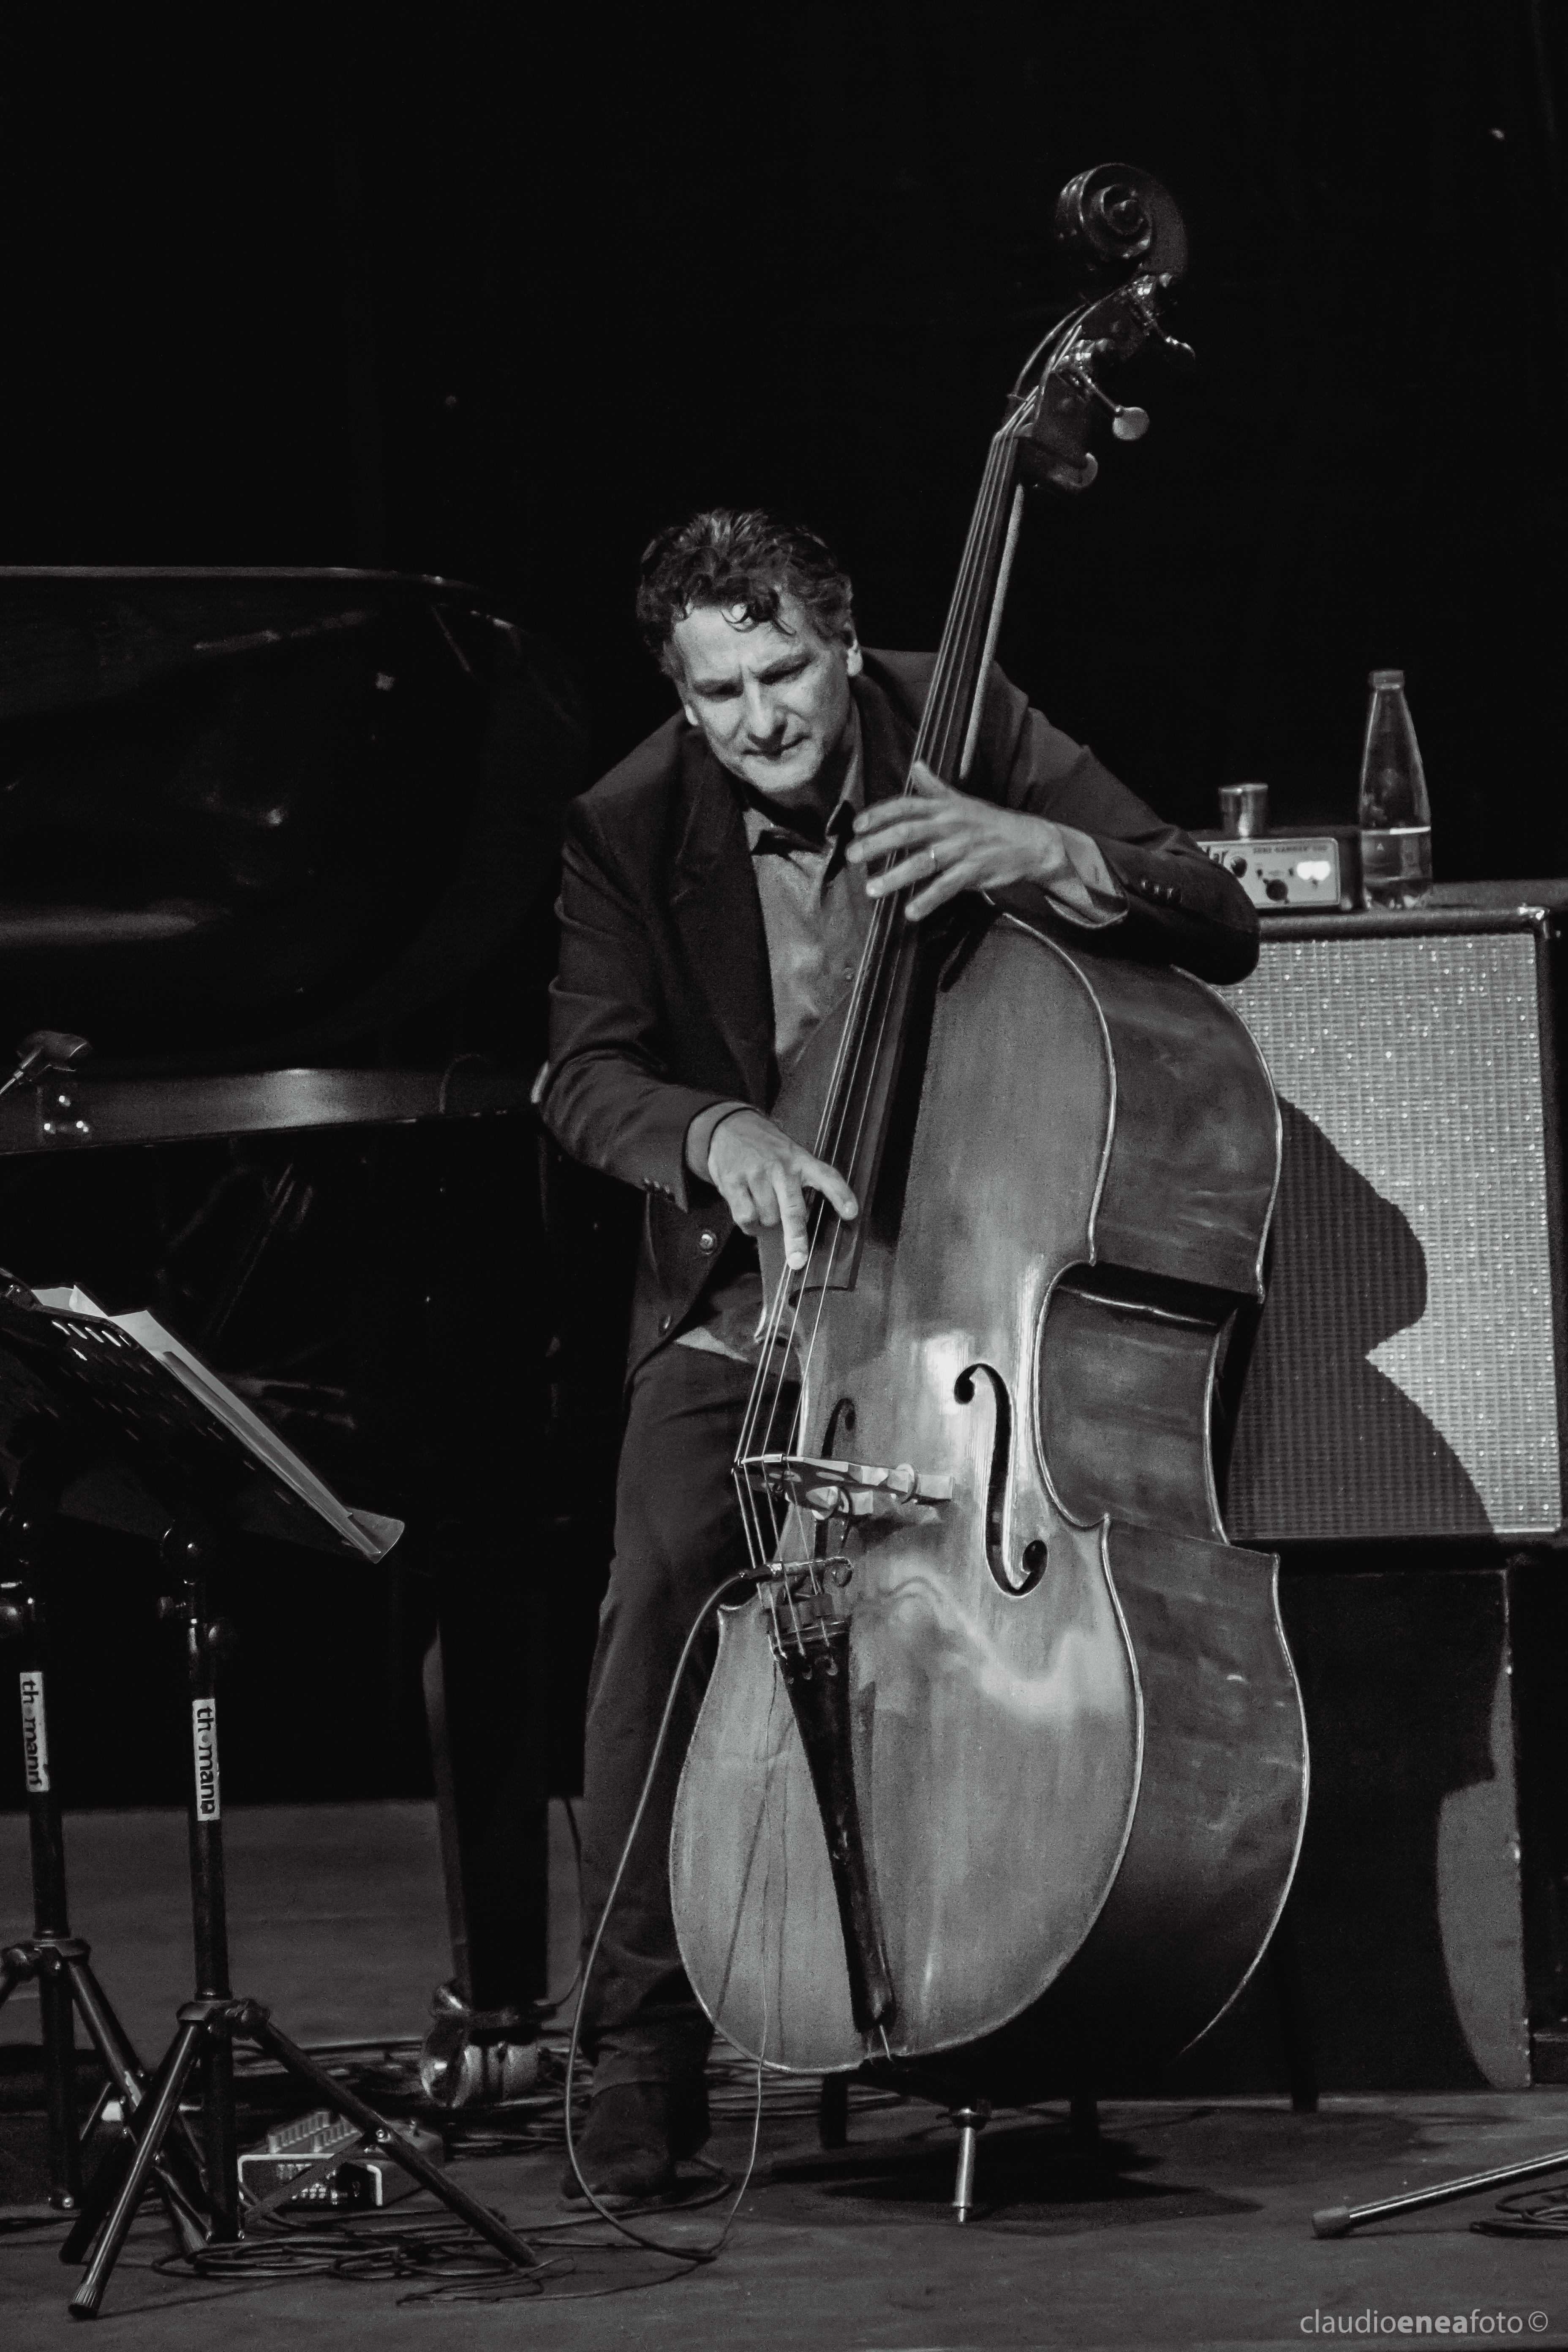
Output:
[0, 568, 586, 1067]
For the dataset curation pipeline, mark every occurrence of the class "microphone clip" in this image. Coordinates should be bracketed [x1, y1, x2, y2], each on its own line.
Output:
[0, 1031, 93, 1107]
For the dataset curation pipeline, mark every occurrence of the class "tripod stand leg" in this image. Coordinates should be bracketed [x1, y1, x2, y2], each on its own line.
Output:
[196, 2032, 238, 2242]
[63, 1959, 142, 2095]
[60, 2022, 186, 2264]
[244, 2009, 539, 2272]
[1313, 2141, 1568, 2238]
[58, 2004, 210, 2267]
[38, 1962, 83, 2211]
[58, 2130, 136, 2269]
[68, 2021, 205, 2320]
[63, 1959, 208, 2254]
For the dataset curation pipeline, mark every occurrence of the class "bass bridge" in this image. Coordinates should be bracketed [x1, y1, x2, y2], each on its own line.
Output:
[740, 1451, 954, 1524]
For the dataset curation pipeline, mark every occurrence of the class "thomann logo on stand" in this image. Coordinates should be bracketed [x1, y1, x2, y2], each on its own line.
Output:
[19, 1671, 48, 1794]
[191, 1698, 220, 1821]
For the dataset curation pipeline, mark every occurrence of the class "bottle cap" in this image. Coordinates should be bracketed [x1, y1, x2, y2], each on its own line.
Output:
[1368, 668, 1405, 689]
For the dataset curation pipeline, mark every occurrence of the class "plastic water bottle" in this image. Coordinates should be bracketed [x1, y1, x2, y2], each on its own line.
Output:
[1357, 669, 1432, 908]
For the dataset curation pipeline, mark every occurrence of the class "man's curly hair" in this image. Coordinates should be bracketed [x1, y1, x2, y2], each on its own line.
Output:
[636, 509, 855, 681]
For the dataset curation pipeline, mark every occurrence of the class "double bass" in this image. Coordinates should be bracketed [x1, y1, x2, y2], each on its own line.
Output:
[670, 167, 1307, 2112]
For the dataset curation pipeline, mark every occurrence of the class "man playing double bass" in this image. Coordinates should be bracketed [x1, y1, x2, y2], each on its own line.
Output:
[540, 506, 1258, 2205]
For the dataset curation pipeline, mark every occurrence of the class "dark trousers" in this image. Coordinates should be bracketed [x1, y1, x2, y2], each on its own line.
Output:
[577, 1342, 764, 2092]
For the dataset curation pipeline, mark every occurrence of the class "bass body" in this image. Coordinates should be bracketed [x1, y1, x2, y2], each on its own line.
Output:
[670, 912, 1306, 2090]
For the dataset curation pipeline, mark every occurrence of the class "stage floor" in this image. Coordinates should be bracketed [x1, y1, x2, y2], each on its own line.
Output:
[3, 1803, 1567, 2348]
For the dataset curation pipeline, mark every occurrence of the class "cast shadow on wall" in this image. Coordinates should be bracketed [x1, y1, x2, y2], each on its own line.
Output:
[1225, 1100, 1491, 1542]
[1183, 1105, 1513, 2093]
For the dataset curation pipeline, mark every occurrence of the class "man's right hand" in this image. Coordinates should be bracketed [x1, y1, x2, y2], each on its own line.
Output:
[707, 1110, 858, 1271]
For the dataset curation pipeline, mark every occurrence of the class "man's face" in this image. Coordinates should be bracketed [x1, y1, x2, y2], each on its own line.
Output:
[670, 589, 862, 806]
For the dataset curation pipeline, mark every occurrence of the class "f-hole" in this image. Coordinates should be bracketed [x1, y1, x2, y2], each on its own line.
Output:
[955, 1362, 1046, 1595]
[821, 1396, 858, 1454]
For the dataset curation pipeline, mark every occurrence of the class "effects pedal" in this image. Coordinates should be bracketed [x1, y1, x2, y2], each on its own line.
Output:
[237, 2107, 443, 2210]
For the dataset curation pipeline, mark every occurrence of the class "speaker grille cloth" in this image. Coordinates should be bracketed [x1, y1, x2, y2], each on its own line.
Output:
[1222, 931, 1562, 1541]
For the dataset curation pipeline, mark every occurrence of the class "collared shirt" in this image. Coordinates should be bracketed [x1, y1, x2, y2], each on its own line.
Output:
[675, 709, 1125, 1364]
[676, 713, 871, 1364]
[742, 717, 871, 1076]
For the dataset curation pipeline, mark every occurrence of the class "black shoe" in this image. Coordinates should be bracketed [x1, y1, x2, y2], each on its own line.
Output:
[561, 2077, 711, 2206]
[667, 2072, 710, 2161]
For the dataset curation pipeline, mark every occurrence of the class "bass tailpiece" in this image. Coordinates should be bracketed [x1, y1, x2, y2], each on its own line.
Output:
[764, 1567, 896, 2048]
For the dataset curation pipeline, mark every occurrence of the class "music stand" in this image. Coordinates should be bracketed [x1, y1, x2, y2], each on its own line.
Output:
[0, 1282, 538, 2318]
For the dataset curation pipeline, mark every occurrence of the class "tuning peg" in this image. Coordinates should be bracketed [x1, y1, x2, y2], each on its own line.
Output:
[1048, 450, 1100, 490]
[1016, 441, 1100, 494]
[1066, 368, 1150, 442]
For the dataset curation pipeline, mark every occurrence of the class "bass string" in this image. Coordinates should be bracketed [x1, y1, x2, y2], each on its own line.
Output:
[732, 408, 1040, 1569]
[732, 392, 1042, 1564]
[800, 397, 1034, 1294]
[732, 433, 1012, 1485]
[792, 464, 999, 1192]
[732, 414, 1028, 1519]
[812, 417, 1026, 1188]
[738, 386, 1042, 1456]
[917, 432, 1008, 765]
[827, 392, 1035, 1150]
[913, 394, 1036, 783]
[824, 422, 1017, 1137]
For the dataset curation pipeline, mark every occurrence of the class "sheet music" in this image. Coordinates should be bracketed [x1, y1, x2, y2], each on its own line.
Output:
[29, 1286, 400, 1560]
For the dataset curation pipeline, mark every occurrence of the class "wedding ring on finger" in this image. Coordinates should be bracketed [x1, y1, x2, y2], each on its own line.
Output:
[928, 846, 939, 874]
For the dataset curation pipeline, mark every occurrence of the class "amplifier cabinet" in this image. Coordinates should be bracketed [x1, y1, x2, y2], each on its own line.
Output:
[1217, 903, 1567, 1544]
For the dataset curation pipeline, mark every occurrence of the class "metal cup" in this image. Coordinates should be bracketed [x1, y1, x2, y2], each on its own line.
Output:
[1219, 782, 1269, 840]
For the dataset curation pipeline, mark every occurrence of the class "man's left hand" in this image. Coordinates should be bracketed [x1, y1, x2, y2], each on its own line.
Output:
[846, 759, 1076, 921]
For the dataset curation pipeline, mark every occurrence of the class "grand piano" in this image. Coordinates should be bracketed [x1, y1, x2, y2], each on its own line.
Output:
[0, 567, 619, 2053]
[0, 565, 581, 1123]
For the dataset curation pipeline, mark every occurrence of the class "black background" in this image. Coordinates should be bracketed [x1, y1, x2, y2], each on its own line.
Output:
[0, 5, 1564, 1818]
[2, 3, 1562, 858]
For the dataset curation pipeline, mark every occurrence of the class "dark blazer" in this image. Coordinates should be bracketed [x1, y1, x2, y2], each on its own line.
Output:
[542, 649, 1258, 1376]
